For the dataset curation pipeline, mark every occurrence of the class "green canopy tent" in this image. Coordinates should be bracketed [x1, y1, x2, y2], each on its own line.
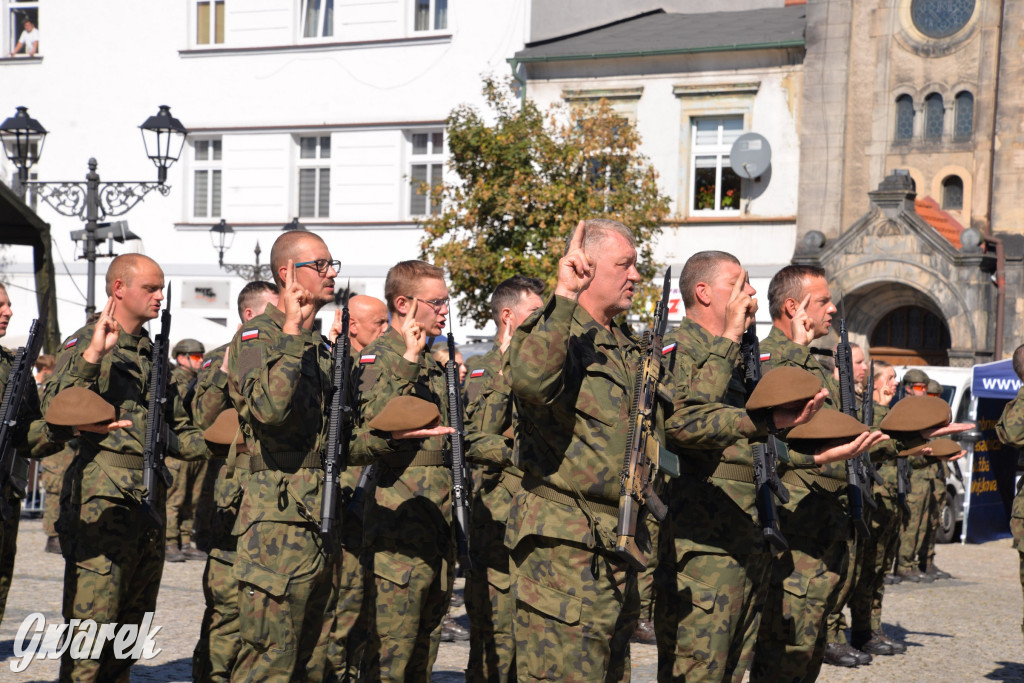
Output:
[0, 180, 60, 353]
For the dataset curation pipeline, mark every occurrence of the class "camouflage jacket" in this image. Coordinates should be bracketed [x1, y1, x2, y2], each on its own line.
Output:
[192, 343, 230, 430]
[464, 346, 513, 469]
[997, 388, 1024, 549]
[228, 303, 332, 530]
[0, 346, 62, 496]
[351, 325, 453, 550]
[507, 294, 640, 551]
[464, 343, 500, 407]
[168, 364, 211, 462]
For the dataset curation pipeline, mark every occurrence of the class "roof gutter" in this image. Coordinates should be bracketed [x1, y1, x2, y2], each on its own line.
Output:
[512, 38, 805, 64]
[507, 57, 528, 108]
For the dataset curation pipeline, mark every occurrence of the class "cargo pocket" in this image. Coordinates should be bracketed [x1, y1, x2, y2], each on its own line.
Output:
[679, 570, 718, 614]
[372, 551, 415, 628]
[780, 569, 812, 646]
[514, 574, 584, 680]
[673, 571, 720, 666]
[235, 557, 293, 652]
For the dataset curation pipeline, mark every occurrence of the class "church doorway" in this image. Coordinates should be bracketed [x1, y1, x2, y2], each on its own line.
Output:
[869, 305, 951, 366]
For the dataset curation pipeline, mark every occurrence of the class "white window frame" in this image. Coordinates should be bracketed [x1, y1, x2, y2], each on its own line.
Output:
[7, 0, 40, 57]
[297, 135, 331, 219]
[412, 0, 447, 33]
[407, 129, 444, 218]
[192, 138, 222, 220]
[301, 0, 334, 40]
[688, 116, 744, 216]
[193, 0, 226, 46]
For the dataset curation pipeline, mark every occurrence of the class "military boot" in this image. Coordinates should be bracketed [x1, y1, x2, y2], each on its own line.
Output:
[44, 536, 61, 555]
[439, 614, 469, 642]
[873, 630, 907, 654]
[923, 561, 952, 579]
[823, 643, 858, 667]
[181, 541, 208, 561]
[631, 618, 657, 644]
[895, 568, 934, 583]
[165, 543, 186, 563]
[851, 630, 895, 656]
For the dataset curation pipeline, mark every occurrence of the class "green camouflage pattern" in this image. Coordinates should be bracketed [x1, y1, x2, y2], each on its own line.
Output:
[897, 462, 934, 571]
[166, 364, 209, 545]
[507, 294, 644, 681]
[351, 325, 455, 681]
[0, 489, 18, 626]
[193, 344, 231, 430]
[41, 444, 75, 538]
[996, 391, 1024, 642]
[227, 304, 340, 681]
[193, 552, 241, 682]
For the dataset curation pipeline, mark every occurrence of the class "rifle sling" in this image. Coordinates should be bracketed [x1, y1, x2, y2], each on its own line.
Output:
[249, 451, 321, 472]
[521, 474, 618, 518]
[94, 451, 145, 470]
[782, 469, 846, 494]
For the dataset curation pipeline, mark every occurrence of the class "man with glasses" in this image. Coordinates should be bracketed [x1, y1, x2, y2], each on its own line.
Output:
[165, 338, 209, 563]
[351, 259, 458, 681]
[228, 231, 343, 680]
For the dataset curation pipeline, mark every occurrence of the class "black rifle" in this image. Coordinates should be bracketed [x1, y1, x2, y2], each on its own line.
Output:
[445, 330, 472, 572]
[741, 322, 790, 552]
[321, 295, 352, 545]
[346, 463, 374, 521]
[835, 318, 871, 536]
[614, 270, 671, 571]
[142, 283, 174, 522]
[0, 301, 47, 520]
[860, 363, 884, 489]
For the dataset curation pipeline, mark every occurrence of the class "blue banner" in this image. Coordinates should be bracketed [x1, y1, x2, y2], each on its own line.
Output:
[964, 397, 1015, 543]
[972, 359, 1022, 400]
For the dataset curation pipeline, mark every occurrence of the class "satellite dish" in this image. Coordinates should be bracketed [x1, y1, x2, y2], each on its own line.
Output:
[730, 133, 772, 179]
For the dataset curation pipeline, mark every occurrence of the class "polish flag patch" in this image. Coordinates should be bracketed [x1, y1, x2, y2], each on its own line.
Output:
[760, 353, 771, 362]
[241, 329, 259, 342]
[201, 359, 213, 369]
[661, 342, 677, 356]
[470, 368, 486, 378]
[360, 354, 376, 364]
[63, 337, 78, 349]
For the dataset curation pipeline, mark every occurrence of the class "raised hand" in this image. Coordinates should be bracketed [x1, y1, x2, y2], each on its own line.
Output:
[723, 268, 758, 343]
[281, 259, 315, 335]
[498, 320, 515, 356]
[83, 298, 121, 364]
[813, 430, 890, 465]
[328, 308, 343, 345]
[554, 221, 595, 299]
[401, 298, 427, 362]
[790, 293, 815, 346]
[772, 388, 829, 430]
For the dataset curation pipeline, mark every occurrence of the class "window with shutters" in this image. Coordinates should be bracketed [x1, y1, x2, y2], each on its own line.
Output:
[192, 138, 222, 219]
[297, 135, 330, 219]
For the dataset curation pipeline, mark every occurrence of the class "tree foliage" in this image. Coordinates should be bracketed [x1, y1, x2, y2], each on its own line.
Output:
[419, 77, 671, 328]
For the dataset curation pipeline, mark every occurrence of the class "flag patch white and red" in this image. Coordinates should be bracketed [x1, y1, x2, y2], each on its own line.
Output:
[201, 359, 212, 369]
[760, 352, 771, 362]
[470, 368, 485, 378]
[360, 354, 376, 364]
[662, 342, 677, 356]
[64, 337, 78, 349]
[241, 330, 259, 341]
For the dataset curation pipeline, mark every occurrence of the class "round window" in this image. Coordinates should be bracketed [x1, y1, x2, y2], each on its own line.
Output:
[910, 0, 976, 39]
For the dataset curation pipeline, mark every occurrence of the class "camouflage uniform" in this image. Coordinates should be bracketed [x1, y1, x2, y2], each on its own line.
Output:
[191, 344, 250, 682]
[42, 323, 209, 681]
[227, 304, 341, 681]
[41, 443, 75, 540]
[922, 457, 948, 567]
[350, 325, 456, 682]
[463, 345, 518, 682]
[750, 327, 854, 683]
[507, 294, 642, 682]
[995, 387, 1024, 643]
[655, 318, 773, 682]
[166, 363, 209, 550]
[897, 453, 933, 572]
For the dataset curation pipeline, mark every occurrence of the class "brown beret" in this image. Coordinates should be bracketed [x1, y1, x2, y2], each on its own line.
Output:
[900, 438, 963, 458]
[203, 409, 243, 445]
[879, 396, 950, 432]
[367, 395, 441, 432]
[45, 387, 116, 426]
[747, 367, 822, 411]
[786, 408, 869, 441]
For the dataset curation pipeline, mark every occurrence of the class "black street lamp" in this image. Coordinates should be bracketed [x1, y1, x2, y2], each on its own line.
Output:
[0, 105, 188, 318]
[209, 220, 272, 281]
[209, 218, 235, 266]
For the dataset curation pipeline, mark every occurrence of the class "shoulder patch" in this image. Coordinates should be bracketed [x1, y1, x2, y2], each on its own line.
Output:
[64, 337, 78, 349]
[760, 353, 771, 362]
[241, 329, 259, 341]
[470, 368, 486, 378]
[201, 358, 213, 369]
[661, 342, 677, 356]
[360, 354, 376, 364]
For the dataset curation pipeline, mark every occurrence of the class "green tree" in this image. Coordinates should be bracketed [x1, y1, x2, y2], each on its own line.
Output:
[419, 77, 671, 328]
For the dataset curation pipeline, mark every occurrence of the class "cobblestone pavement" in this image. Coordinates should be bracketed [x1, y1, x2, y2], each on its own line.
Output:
[0, 518, 1021, 681]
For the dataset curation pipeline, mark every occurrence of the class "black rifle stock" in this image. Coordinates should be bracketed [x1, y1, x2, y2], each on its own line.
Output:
[346, 462, 374, 521]
[142, 283, 174, 523]
[0, 302, 47, 520]
[446, 331, 472, 572]
[835, 319, 871, 535]
[614, 270, 671, 571]
[861, 363, 883, 488]
[320, 298, 351, 545]
[741, 322, 790, 552]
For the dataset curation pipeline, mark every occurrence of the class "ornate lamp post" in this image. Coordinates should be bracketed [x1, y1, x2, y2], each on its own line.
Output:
[209, 218, 307, 281]
[0, 105, 187, 318]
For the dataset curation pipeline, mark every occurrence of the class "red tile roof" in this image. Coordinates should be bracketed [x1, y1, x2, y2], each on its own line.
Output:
[914, 196, 963, 249]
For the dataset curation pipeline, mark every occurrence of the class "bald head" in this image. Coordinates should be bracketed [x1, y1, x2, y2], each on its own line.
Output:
[105, 254, 161, 296]
[269, 231, 328, 288]
[348, 295, 389, 352]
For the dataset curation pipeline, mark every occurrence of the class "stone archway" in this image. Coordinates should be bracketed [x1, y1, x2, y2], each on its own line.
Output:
[843, 281, 952, 365]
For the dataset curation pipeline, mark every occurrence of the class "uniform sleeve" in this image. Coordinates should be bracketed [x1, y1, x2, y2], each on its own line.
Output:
[509, 294, 574, 406]
[465, 368, 513, 467]
[997, 391, 1024, 447]
[192, 350, 231, 430]
[232, 326, 309, 427]
[348, 348, 423, 464]
[167, 373, 212, 462]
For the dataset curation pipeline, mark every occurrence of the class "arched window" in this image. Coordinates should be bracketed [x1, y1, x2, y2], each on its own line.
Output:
[942, 175, 963, 210]
[954, 91, 974, 140]
[895, 95, 915, 142]
[871, 305, 951, 365]
[925, 93, 944, 140]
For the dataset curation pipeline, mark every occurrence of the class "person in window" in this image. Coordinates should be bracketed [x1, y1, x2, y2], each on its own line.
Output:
[10, 18, 39, 57]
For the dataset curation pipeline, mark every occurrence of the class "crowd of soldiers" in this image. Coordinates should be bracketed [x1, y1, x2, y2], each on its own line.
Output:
[0, 218, 996, 682]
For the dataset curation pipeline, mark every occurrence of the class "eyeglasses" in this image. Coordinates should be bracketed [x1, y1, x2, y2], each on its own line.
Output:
[188, 353, 204, 362]
[295, 259, 341, 276]
[411, 296, 450, 311]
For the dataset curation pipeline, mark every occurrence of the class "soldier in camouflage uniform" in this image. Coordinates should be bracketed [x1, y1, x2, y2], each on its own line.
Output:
[227, 233, 344, 681]
[463, 275, 544, 682]
[34, 352, 68, 555]
[506, 219, 649, 681]
[165, 338, 209, 562]
[350, 260, 460, 681]
[750, 265, 889, 682]
[42, 254, 210, 680]
[995, 343, 1024, 644]
[191, 280, 278, 682]
[656, 252, 829, 682]
[896, 369, 938, 583]
[922, 378, 953, 579]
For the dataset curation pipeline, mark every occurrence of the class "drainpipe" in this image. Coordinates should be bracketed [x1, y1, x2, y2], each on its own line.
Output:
[988, 234, 1006, 360]
[985, 0, 1008, 361]
[507, 57, 527, 108]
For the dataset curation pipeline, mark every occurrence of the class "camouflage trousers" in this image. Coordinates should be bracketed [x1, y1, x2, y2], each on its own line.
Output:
[1013, 496, 1024, 644]
[897, 470, 934, 571]
[511, 535, 639, 682]
[41, 445, 74, 538]
[850, 489, 903, 632]
[166, 457, 209, 545]
[326, 541, 367, 681]
[58, 459, 166, 682]
[466, 468, 516, 683]
[363, 536, 455, 682]
[750, 484, 853, 683]
[233, 521, 340, 682]
[654, 477, 772, 682]
[193, 552, 241, 682]
[923, 467, 945, 565]
[0, 488, 21, 626]
[638, 510, 660, 621]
